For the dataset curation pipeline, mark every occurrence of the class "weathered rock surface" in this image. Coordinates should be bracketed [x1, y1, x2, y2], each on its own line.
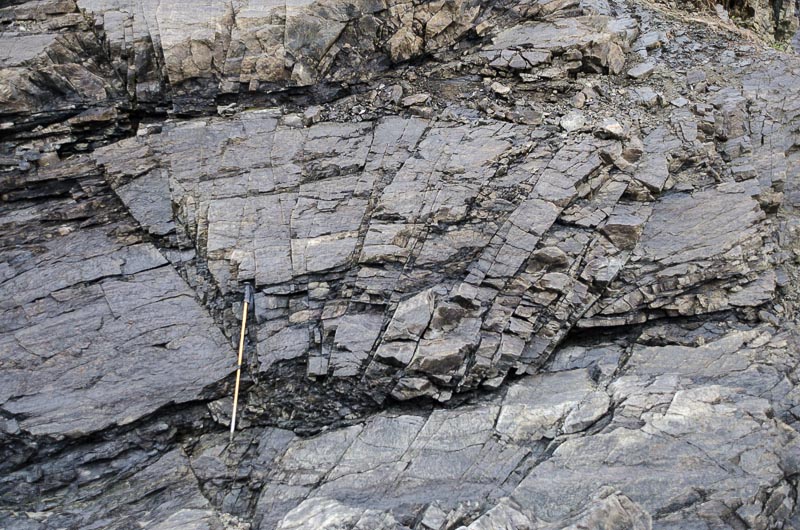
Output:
[0, 156, 236, 440]
[2, 0, 800, 528]
[185, 323, 796, 530]
[74, 0, 486, 110]
[0, 227, 234, 437]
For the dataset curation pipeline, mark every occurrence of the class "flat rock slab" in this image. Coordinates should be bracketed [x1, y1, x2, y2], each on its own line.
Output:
[488, 17, 627, 51]
[0, 226, 234, 437]
[580, 183, 773, 327]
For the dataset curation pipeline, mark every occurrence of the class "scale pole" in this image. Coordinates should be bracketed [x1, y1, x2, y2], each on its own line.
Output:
[230, 284, 253, 443]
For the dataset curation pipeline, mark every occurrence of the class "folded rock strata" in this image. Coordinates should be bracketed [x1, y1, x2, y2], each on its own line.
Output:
[1, 0, 800, 528]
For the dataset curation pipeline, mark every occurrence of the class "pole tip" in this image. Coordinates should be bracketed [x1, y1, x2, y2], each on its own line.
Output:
[243, 283, 255, 305]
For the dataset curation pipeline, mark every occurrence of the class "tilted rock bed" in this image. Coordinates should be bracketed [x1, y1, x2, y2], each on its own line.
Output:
[1, 0, 800, 528]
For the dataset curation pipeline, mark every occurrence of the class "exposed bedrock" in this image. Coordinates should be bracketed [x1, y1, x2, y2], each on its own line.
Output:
[1, 0, 800, 528]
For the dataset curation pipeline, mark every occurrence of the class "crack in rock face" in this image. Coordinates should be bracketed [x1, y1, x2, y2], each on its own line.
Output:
[2, 0, 800, 528]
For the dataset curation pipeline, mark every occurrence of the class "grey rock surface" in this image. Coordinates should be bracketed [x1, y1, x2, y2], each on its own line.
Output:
[1, 0, 800, 528]
[0, 150, 236, 440]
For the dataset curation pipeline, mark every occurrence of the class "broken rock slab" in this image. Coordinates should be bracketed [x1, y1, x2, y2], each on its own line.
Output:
[226, 326, 798, 529]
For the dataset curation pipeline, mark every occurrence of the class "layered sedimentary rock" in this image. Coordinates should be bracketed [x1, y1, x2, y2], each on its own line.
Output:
[0, 0, 125, 131]
[75, 0, 486, 109]
[1, 0, 800, 528]
[0, 154, 236, 436]
[88, 58, 791, 407]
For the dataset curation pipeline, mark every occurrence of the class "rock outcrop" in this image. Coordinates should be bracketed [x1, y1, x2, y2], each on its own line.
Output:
[1, 0, 800, 528]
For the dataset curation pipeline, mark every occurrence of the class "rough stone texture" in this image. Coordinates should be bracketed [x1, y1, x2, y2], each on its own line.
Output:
[200, 327, 798, 530]
[0, 154, 235, 440]
[0, 0, 126, 131]
[94, 110, 654, 400]
[2, 0, 800, 528]
[74, 0, 485, 110]
[2, 448, 230, 530]
[0, 229, 234, 437]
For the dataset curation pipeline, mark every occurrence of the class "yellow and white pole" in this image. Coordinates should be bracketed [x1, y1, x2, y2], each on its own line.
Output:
[230, 284, 253, 442]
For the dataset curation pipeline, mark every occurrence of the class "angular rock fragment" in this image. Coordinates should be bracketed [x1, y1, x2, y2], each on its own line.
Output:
[581, 185, 773, 327]
[627, 60, 656, 79]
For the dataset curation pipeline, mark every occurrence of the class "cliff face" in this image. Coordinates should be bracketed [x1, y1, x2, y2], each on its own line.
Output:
[2, 0, 800, 529]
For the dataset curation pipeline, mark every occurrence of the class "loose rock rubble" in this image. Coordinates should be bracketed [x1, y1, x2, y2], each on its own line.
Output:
[1, 0, 800, 528]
